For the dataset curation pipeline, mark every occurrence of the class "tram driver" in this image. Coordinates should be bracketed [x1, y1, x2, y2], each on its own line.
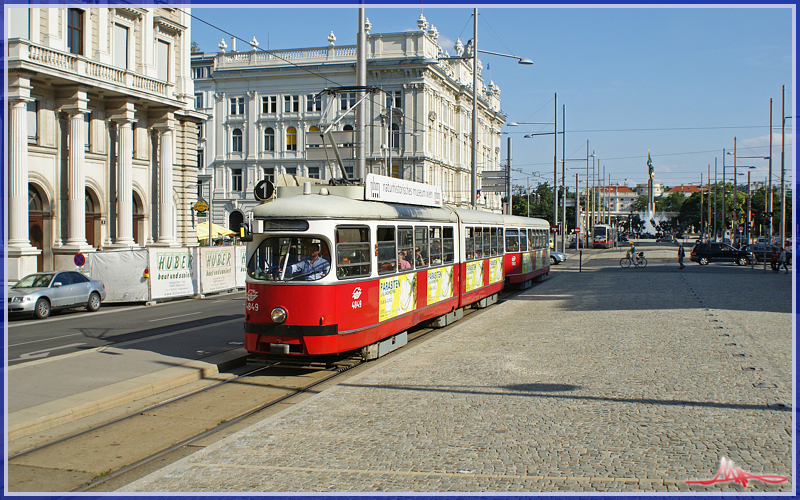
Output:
[288, 243, 330, 280]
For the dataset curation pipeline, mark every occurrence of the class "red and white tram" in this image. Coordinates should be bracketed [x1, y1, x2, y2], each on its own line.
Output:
[243, 179, 550, 359]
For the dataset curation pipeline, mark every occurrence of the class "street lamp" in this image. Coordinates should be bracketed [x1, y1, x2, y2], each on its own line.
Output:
[197, 174, 212, 246]
[437, 9, 532, 208]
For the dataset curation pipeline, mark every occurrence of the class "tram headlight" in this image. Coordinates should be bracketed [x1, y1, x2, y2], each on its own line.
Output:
[271, 307, 287, 324]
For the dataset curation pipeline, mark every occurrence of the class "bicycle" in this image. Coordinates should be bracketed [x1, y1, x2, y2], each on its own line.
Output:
[620, 251, 647, 268]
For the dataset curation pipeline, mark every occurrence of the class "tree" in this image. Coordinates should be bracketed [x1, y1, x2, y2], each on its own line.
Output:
[191, 41, 201, 53]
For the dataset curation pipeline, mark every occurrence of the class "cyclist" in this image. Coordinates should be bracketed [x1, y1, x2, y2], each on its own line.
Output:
[626, 242, 637, 265]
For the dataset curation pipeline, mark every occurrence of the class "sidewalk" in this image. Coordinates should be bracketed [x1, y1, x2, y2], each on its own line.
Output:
[119, 256, 794, 493]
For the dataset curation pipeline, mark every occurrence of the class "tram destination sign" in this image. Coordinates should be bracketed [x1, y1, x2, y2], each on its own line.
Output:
[366, 173, 443, 208]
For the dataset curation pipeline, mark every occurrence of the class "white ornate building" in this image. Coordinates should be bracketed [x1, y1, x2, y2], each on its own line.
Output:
[7, 7, 205, 279]
[191, 14, 507, 231]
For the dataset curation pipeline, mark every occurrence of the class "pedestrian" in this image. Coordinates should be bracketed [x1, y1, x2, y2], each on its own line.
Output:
[770, 247, 779, 272]
[779, 247, 789, 274]
[677, 244, 685, 269]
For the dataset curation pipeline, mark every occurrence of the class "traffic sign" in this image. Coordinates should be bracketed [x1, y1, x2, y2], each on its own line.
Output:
[574, 227, 581, 234]
[74, 253, 85, 267]
[254, 180, 275, 201]
[551, 226, 558, 233]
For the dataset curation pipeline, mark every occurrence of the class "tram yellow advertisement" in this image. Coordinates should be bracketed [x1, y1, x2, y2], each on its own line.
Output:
[465, 261, 484, 292]
[488, 256, 504, 284]
[522, 253, 532, 274]
[379, 273, 417, 322]
[427, 266, 454, 305]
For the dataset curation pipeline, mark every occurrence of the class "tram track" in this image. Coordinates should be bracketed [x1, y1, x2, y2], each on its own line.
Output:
[7, 276, 549, 493]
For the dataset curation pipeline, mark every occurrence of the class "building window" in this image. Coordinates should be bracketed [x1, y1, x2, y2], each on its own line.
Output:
[391, 124, 400, 148]
[232, 168, 243, 191]
[284, 95, 299, 113]
[285, 167, 297, 176]
[264, 127, 275, 151]
[263, 167, 274, 182]
[197, 149, 204, 169]
[262, 96, 277, 114]
[157, 40, 170, 81]
[230, 97, 245, 115]
[27, 100, 37, 144]
[197, 122, 204, 141]
[340, 92, 356, 111]
[192, 67, 210, 79]
[84, 113, 91, 150]
[386, 91, 401, 109]
[195, 92, 204, 109]
[67, 9, 83, 55]
[114, 24, 128, 69]
[306, 94, 322, 112]
[286, 127, 297, 151]
[232, 128, 243, 152]
[308, 166, 320, 179]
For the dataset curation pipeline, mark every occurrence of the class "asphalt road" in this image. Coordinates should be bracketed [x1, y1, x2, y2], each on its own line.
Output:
[7, 291, 246, 366]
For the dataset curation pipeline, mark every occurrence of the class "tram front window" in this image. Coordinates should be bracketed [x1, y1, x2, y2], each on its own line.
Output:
[248, 237, 331, 281]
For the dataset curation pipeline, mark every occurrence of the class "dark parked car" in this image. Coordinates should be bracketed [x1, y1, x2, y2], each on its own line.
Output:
[7, 271, 106, 319]
[690, 243, 755, 266]
[741, 244, 792, 265]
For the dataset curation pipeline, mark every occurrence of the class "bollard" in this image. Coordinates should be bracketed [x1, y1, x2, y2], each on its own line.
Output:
[579, 250, 582, 272]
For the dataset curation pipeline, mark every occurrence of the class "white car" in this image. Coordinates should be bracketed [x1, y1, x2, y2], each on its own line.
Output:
[8, 271, 106, 319]
[550, 251, 568, 265]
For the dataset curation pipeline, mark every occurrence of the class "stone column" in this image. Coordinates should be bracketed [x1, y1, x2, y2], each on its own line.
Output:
[9, 98, 34, 248]
[64, 110, 90, 248]
[115, 119, 136, 246]
[155, 127, 176, 245]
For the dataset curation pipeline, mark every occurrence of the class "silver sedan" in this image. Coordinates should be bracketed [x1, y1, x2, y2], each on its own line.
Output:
[550, 251, 568, 265]
[8, 271, 106, 319]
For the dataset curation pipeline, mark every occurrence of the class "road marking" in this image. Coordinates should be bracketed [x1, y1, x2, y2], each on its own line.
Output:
[148, 312, 202, 322]
[18, 343, 87, 360]
[9, 332, 85, 348]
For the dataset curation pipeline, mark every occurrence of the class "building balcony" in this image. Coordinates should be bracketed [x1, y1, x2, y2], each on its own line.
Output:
[8, 38, 181, 106]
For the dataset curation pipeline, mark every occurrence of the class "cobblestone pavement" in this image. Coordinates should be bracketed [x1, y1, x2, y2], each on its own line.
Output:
[120, 255, 794, 493]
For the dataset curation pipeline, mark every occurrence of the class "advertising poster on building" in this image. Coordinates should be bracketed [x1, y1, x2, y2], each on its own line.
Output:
[379, 273, 416, 322]
[235, 245, 247, 288]
[149, 248, 198, 299]
[200, 247, 236, 294]
[426, 265, 454, 305]
[488, 256, 504, 284]
[465, 261, 484, 292]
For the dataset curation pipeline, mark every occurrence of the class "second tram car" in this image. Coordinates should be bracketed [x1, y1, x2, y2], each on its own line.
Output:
[591, 224, 618, 249]
[243, 179, 550, 359]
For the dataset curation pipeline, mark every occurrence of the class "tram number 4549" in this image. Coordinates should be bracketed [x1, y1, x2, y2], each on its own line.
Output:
[351, 300, 362, 309]
[246, 302, 259, 312]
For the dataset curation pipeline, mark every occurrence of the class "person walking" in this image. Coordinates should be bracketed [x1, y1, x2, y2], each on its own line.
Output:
[677, 244, 685, 269]
[779, 247, 789, 274]
[770, 247, 779, 273]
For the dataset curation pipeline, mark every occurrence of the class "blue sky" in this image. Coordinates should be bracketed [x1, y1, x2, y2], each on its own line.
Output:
[189, 5, 794, 191]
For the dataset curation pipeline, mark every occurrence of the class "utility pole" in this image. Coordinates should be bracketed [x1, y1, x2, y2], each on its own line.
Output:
[506, 137, 512, 215]
[768, 98, 773, 239]
[561, 104, 567, 253]
[714, 159, 717, 240]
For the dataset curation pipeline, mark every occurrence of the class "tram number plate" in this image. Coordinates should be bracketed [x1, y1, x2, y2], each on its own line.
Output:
[351, 300, 362, 309]
[246, 302, 259, 311]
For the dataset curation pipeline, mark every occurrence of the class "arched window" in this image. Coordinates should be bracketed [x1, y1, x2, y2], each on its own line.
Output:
[342, 124, 353, 147]
[28, 186, 43, 212]
[286, 127, 297, 151]
[391, 123, 400, 148]
[343, 124, 353, 131]
[232, 128, 243, 152]
[264, 127, 275, 151]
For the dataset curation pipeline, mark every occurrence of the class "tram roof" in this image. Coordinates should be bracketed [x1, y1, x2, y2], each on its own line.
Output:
[251, 193, 459, 223]
[251, 193, 551, 228]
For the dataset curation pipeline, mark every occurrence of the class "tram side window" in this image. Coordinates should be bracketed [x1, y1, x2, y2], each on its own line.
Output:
[482, 227, 490, 258]
[464, 227, 474, 261]
[397, 226, 414, 271]
[505, 229, 519, 253]
[443, 227, 454, 264]
[336, 226, 371, 279]
[475, 227, 484, 259]
[377, 226, 396, 274]
[429, 226, 443, 265]
[414, 226, 429, 268]
[490, 227, 498, 256]
[519, 229, 528, 251]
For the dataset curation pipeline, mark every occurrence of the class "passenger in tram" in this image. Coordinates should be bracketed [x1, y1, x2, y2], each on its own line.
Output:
[288, 243, 330, 280]
[398, 251, 412, 270]
[414, 247, 426, 267]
